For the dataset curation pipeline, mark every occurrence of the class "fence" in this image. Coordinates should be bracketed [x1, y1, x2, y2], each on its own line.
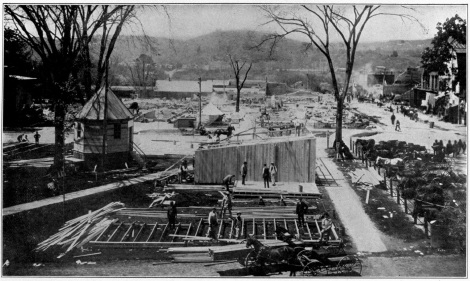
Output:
[194, 137, 316, 184]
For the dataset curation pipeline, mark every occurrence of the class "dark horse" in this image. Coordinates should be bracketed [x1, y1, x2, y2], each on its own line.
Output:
[213, 125, 235, 139]
[246, 236, 296, 268]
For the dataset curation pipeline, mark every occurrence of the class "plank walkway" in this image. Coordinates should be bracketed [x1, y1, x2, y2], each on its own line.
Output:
[3, 169, 178, 217]
[318, 157, 387, 253]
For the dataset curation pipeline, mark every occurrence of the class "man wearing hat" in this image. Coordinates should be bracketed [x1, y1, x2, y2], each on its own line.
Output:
[320, 212, 333, 242]
[179, 159, 189, 183]
[207, 207, 219, 240]
[269, 162, 278, 186]
[240, 161, 248, 185]
[222, 191, 233, 219]
[295, 198, 309, 227]
[233, 212, 243, 239]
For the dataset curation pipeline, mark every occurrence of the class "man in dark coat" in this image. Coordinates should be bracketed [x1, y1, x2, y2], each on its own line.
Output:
[295, 199, 308, 226]
[240, 161, 247, 185]
[446, 140, 454, 156]
[262, 164, 270, 188]
[167, 201, 177, 229]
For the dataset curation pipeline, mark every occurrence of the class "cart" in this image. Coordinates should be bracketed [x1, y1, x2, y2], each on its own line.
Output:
[296, 244, 362, 276]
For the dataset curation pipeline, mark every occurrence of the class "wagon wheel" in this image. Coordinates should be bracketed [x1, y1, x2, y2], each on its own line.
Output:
[244, 250, 257, 269]
[296, 249, 311, 267]
[337, 255, 362, 275]
[301, 262, 329, 276]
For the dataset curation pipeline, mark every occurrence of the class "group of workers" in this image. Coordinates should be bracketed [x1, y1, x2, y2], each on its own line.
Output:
[221, 161, 279, 191]
[432, 139, 466, 157]
[166, 192, 335, 243]
[17, 131, 41, 144]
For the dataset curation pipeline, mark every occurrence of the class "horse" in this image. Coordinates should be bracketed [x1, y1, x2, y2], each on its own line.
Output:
[213, 125, 235, 139]
[245, 236, 296, 268]
[355, 139, 375, 154]
[375, 156, 404, 167]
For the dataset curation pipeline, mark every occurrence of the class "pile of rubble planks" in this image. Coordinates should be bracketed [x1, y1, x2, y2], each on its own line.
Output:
[35, 202, 125, 258]
[166, 239, 295, 263]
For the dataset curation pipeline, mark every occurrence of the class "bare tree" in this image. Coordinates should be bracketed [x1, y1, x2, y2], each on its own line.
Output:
[229, 54, 253, 112]
[127, 54, 157, 95]
[4, 5, 139, 171]
[260, 5, 420, 142]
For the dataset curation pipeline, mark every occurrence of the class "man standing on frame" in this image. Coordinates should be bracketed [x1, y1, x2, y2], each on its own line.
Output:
[240, 161, 247, 185]
[262, 164, 270, 188]
[269, 162, 278, 186]
[295, 198, 308, 227]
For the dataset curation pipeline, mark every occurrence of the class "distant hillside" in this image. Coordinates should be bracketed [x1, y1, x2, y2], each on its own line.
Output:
[105, 30, 431, 80]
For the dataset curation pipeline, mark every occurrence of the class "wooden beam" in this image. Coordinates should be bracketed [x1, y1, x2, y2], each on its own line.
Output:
[133, 223, 146, 242]
[107, 222, 123, 242]
[95, 222, 113, 242]
[194, 219, 203, 237]
[263, 219, 266, 240]
[171, 223, 181, 242]
[314, 219, 321, 235]
[158, 223, 169, 242]
[185, 223, 192, 238]
[146, 222, 159, 242]
[306, 222, 313, 240]
[294, 219, 300, 239]
[120, 223, 135, 242]
[241, 218, 245, 239]
[252, 218, 255, 236]
[228, 219, 234, 239]
[273, 218, 278, 240]
[217, 220, 224, 239]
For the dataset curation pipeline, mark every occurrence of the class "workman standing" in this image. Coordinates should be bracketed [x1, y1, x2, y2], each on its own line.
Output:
[269, 162, 278, 186]
[207, 207, 219, 240]
[222, 174, 235, 192]
[167, 201, 177, 230]
[320, 212, 333, 243]
[222, 192, 233, 219]
[179, 160, 189, 183]
[233, 212, 243, 239]
[34, 131, 41, 145]
[240, 161, 248, 185]
[295, 199, 309, 227]
[391, 113, 396, 125]
[262, 164, 270, 188]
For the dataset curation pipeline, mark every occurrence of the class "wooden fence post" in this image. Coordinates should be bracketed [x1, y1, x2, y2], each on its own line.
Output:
[390, 176, 393, 197]
[396, 186, 400, 205]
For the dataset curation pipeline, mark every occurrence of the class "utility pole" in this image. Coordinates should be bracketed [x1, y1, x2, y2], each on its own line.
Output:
[198, 77, 202, 128]
[101, 62, 109, 171]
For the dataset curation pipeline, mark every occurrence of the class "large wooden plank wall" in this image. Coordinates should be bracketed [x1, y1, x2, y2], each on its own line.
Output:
[194, 137, 316, 184]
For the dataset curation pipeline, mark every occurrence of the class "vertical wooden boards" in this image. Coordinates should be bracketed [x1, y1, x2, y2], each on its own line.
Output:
[194, 138, 317, 184]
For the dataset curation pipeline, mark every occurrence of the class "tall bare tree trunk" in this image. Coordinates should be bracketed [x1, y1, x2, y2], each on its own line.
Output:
[235, 77, 241, 112]
[53, 101, 66, 172]
[335, 98, 344, 142]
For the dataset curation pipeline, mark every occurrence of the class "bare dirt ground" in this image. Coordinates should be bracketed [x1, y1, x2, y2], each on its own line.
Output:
[5, 253, 465, 277]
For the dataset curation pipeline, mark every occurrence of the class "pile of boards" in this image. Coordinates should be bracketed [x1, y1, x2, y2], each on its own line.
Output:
[165, 239, 299, 263]
[35, 202, 125, 258]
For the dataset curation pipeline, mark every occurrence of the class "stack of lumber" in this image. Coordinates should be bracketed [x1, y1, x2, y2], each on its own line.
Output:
[233, 189, 320, 199]
[35, 202, 124, 258]
[163, 184, 226, 192]
[166, 240, 295, 262]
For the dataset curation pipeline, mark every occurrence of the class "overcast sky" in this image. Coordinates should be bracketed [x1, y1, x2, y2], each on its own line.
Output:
[129, 4, 467, 42]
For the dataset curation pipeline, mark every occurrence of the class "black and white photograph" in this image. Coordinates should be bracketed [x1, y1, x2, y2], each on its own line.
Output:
[2, 2, 467, 277]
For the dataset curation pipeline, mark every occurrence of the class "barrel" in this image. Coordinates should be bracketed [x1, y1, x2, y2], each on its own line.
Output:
[430, 122, 435, 128]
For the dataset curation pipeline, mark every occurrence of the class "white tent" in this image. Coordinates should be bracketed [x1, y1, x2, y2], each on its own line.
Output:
[200, 102, 224, 125]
